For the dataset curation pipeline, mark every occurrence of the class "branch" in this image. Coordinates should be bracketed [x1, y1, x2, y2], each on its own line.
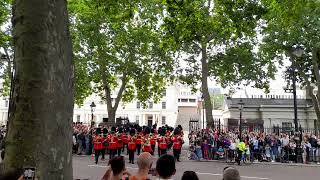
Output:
[101, 71, 113, 110]
[311, 48, 320, 99]
[113, 72, 127, 110]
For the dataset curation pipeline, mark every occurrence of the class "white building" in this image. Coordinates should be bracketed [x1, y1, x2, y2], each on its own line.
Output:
[73, 84, 199, 128]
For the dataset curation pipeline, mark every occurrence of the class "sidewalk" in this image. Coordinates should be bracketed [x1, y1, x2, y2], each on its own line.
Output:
[185, 159, 320, 167]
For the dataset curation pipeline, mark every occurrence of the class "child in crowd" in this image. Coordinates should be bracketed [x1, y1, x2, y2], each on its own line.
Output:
[202, 139, 209, 160]
[217, 146, 224, 159]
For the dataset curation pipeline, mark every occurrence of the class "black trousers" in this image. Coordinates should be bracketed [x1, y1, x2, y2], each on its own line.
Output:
[101, 148, 106, 160]
[158, 146, 161, 157]
[173, 149, 181, 161]
[94, 149, 102, 164]
[109, 149, 116, 160]
[136, 144, 141, 155]
[117, 148, 122, 156]
[123, 143, 127, 152]
[160, 149, 167, 156]
[151, 145, 155, 155]
[128, 150, 135, 163]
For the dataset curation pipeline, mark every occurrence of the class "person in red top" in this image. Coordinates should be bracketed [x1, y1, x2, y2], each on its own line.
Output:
[108, 127, 118, 159]
[128, 128, 137, 164]
[142, 127, 152, 154]
[150, 129, 157, 156]
[171, 128, 184, 162]
[136, 127, 143, 155]
[122, 128, 129, 153]
[117, 127, 124, 156]
[158, 128, 168, 156]
[93, 128, 103, 164]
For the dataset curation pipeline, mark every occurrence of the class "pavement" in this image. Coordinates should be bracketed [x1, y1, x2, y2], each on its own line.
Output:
[73, 154, 320, 180]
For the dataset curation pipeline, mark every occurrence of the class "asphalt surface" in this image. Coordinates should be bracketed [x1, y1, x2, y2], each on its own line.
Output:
[73, 154, 320, 180]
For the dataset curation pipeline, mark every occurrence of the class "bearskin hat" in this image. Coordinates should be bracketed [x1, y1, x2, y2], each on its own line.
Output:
[137, 126, 143, 133]
[144, 126, 151, 135]
[111, 126, 116, 133]
[118, 127, 123, 133]
[103, 128, 108, 135]
[130, 128, 136, 136]
[178, 125, 183, 131]
[151, 128, 155, 134]
[95, 128, 101, 135]
[125, 127, 130, 133]
[174, 127, 181, 135]
[160, 127, 166, 136]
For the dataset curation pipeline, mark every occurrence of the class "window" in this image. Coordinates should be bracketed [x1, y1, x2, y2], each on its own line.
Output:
[162, 102, 166, 109]
[181, 99, 188, 102]
[178, 99, 181, 102]
[136, 102, 140, 109]
[189, 99, 196, 103]
[162, 116, 166, 125]
[4, 100, 9, 107]
[77, 115, 81, 122]
[136, 116, 139, 124]
[162, 90, 166, 96]
[148, 102, 153, 109]
[282, 122, 293, 131]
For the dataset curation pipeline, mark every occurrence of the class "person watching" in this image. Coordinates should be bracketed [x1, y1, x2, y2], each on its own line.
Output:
[181, 171, 199, 180]
[126, 152, 153, 180]
[222, 167, 240, 180]
[156, 154, 176, 180]
[101, 156, 130, 180]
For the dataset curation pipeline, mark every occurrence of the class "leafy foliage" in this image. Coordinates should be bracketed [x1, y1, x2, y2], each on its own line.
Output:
[68, 0, 175, 109]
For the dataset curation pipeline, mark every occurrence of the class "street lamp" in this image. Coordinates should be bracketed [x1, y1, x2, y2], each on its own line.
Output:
[238, 99, 244, 140]
[201, 95, 205, 129]
[90, 102, 96, 128]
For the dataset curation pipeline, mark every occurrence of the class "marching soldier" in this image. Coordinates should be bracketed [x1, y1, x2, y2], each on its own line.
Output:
[117, 127, 123, 156]
[158, 128, 168, 156]
[108, 127, 118, 159]
[128, 128, 137, 164]
[171, 128, 184, 162]
[136, 127, 143, 155]
[122, 127, 129, 153]
[142, 127, 152, 154]
[101, 127, 108, 160]
[93, 128, 103, 164]
[150, 129, 157, 155]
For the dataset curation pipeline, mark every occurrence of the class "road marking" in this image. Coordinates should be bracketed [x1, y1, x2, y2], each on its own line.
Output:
[88, 165, 269, 180]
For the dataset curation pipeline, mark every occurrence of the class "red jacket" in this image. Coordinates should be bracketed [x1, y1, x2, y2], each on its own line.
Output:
[128, 137, 136, 151]
[122, 134, 129, 144]
[171, 136, 183, 150]
[158, 137, 167, 150]
[136, 135, 142, 145]
[108, 135, 118, 150]
[93, 135, 103, 150]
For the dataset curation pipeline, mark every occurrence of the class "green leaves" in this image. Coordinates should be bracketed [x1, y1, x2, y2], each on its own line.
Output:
[69, 0, 175, 106]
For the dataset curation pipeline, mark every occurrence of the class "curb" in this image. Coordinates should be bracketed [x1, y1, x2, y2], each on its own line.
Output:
[184, 159, 320, 167]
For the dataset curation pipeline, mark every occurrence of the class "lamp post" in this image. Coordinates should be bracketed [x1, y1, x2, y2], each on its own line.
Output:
[238, 99, 244, 140]
[90, 102, 96, 128]
[201, 95, 205, 129]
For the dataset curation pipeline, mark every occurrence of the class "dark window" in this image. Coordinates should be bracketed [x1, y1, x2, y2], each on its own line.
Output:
[162, 90, 166, 96]
[77, 115, 81, 122]
[162, 102, 166, 109]
[181, 99, 188, 102]
[4, 100, 9, 107]
[189, 99, 196, 103]
[178, 99, 181, 102]
[136, 102, 140, 109]
[149, 102, 153, 109]
[162, 116, 166, 125]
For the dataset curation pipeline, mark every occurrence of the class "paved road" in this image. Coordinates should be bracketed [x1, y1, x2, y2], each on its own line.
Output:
[73, 155, 320, 180]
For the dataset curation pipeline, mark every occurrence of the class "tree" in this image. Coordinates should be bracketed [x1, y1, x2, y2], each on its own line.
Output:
[0, 0, 12, 97]
[161, 0, 275, 127]
[69, 0, 175, 124]
[260, 0, 320, 132]
[4, 0, 74, 179]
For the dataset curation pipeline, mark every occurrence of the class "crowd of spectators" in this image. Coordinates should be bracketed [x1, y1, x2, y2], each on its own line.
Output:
[72, 122, 95, 155]
[188, 129, 320, 164]
[101, 153, 240, 180]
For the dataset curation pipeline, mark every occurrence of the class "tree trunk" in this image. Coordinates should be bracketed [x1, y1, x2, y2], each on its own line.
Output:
[201, 43, 214, 129]
[4, 0, 74, 179]
[108, 108, 116, 125]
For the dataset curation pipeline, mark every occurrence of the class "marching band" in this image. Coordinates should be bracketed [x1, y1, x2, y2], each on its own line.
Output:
[92, 124, 184, 164]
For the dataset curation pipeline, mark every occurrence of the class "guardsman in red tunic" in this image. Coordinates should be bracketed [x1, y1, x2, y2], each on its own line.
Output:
[93, 128, 103, 164]
[171, 128, 184, 162]
[122, 128, 129, 153]
[117, 127, 124, 156]
[136, 127, 143, 155]
[150, 130, 157, 156]
[108, 127, 118, 159]
[101, 127, 108, 160]
[142, 127, 152, 154]
[128, 129, 136, 164]
[158, 128, 168, 156]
